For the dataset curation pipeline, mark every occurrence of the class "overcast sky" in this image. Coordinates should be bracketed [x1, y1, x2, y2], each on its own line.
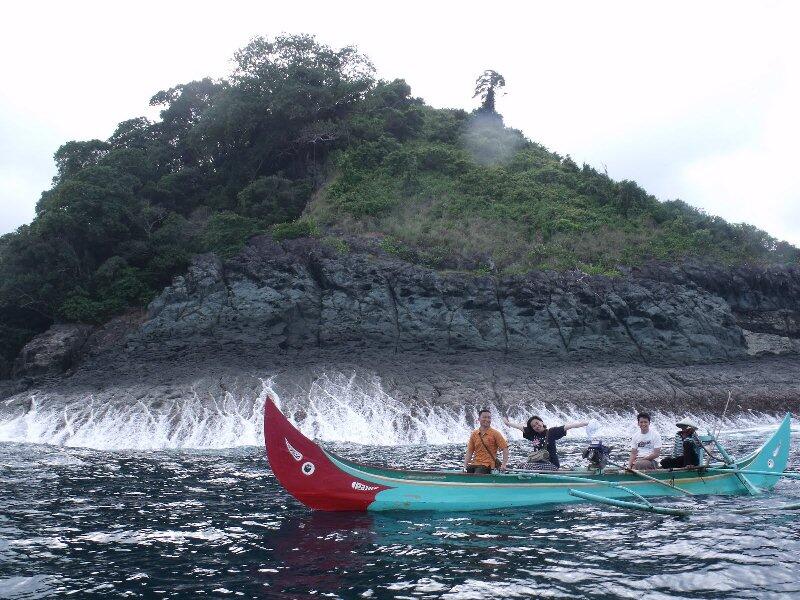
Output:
[2, 1, 799, 245]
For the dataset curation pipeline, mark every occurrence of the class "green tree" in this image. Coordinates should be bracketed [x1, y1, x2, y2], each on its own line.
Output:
[153, 167, 207, 214]
[473, 70, 506, 112]
[50, 139, 111, 186]
[149, 78, 225, 170]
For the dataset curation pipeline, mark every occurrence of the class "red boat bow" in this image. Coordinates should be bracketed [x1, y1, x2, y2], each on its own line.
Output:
[264, 396, 389, 511]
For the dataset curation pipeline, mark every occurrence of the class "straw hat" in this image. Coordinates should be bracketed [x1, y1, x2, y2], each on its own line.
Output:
[675, 418, 699, 430]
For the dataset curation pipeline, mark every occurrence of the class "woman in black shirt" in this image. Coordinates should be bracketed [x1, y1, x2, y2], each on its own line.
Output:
[504, 416, 589, 469]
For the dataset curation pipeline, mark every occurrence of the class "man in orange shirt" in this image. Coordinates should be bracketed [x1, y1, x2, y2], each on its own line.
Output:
[464, 408, 509, 474]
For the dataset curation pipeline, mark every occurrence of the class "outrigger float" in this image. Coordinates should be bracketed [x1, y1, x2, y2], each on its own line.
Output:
[265, 398, 798, 516]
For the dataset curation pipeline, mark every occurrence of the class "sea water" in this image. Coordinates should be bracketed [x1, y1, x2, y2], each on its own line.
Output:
[0, 376, 798, 599]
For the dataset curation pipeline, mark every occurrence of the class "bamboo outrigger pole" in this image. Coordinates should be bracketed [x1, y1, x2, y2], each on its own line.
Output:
[733, 502, 800, 514]
[710, 441, 762, 495]
[606, 459, 695, 497]
[706, 391, 762, 495]
[568, 489, 692, 516]
[706, 468, 800, 480]
[513, 468, 696, 516]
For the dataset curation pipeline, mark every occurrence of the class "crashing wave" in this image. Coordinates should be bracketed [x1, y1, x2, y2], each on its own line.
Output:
[0, 372, 791, 450]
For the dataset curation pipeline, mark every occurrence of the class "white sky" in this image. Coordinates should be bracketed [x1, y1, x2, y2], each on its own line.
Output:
[1, 0, 799, 245]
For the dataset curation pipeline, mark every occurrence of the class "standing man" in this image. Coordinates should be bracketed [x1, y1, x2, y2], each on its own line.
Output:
[627, 412, 662, 471]
[464, 408, 509, 474]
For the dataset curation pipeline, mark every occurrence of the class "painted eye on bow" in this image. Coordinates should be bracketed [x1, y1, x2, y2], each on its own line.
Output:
[285, 439, 303, 462]
[301, 462, 316, 476]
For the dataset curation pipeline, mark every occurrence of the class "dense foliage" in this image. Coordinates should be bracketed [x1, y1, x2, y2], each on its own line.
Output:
[313, 110, 798, 274]
[0, 34, 796, 372]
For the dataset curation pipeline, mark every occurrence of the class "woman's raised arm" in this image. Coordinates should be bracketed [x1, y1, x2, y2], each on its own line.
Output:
[564, 420, 589, 431]
[503, 417, 525, 431]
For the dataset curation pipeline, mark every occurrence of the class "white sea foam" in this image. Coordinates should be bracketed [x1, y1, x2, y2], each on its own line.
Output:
[0, 371, 793, 450]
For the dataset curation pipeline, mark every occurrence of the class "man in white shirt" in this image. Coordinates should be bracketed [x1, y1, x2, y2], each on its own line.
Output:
[627, 412, 662, 470]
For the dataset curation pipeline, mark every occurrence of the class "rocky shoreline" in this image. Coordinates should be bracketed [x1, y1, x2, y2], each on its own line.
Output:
[2, 237, 799, 414]
[3, 347, 799, 416]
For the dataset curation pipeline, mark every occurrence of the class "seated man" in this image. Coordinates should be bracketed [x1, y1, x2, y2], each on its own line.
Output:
[464, 408, 509, 474]
[627, 412, 662, 470]
[660, 419, 702, 469]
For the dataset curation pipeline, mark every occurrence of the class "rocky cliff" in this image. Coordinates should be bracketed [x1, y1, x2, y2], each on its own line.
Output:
[132, 236, 800, 362]
[3, 237, 800, 414]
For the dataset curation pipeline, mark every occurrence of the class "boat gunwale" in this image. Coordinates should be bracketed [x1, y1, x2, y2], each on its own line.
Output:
[319, 418, 784, 485]
[323, 448, 743, 488]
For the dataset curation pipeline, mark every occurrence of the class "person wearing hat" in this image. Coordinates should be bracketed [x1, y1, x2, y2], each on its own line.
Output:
[660, 419, 702, 469]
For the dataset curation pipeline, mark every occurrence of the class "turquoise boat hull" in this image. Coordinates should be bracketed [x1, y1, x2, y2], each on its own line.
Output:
[264, 397, 793, 512]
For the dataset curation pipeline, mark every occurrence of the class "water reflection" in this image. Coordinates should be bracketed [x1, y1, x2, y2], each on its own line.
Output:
[267, 511, 375, 596]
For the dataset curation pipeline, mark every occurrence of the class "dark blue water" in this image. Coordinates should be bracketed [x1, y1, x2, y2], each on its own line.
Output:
[1, 432, 799, 599]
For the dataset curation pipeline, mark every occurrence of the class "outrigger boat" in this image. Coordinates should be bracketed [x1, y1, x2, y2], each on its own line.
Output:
[265, 398, 797, 515]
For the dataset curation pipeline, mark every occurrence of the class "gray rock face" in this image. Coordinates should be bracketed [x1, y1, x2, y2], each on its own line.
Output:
[3, 239, 800, 415]
[134, 238, 747, 364]
[12, 324, 94, 378]
[743, 330, 800, 356]
[85, 309, 147, 356]
[631, 262, 800, 341]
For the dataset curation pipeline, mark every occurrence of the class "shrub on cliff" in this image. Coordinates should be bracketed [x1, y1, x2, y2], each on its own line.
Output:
[201, 213, 261, 259]
[271, 220, 317, 241]
[237, 176, 311, 225]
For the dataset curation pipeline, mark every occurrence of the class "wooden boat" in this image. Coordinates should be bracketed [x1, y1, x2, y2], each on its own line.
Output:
[264, 397, 796, 514]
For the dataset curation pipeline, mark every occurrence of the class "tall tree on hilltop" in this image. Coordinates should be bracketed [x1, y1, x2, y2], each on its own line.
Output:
[473, 70, 505, 112]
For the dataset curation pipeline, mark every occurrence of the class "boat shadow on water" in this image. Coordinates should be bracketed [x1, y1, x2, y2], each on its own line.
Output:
[264, 504, 605, 597]
[264, 511, 376, 596]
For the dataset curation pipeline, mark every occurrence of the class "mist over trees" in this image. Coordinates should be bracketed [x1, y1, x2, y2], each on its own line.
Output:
[0, 34, 796, 374]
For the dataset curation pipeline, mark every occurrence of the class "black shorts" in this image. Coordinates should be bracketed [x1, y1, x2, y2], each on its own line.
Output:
[466, 465, 492, 474]
[527, 461, 558, 471]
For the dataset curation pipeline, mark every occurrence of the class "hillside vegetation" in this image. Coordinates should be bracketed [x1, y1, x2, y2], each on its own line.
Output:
[0, 34, 796, 373]
[311, 111, 797, 274]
